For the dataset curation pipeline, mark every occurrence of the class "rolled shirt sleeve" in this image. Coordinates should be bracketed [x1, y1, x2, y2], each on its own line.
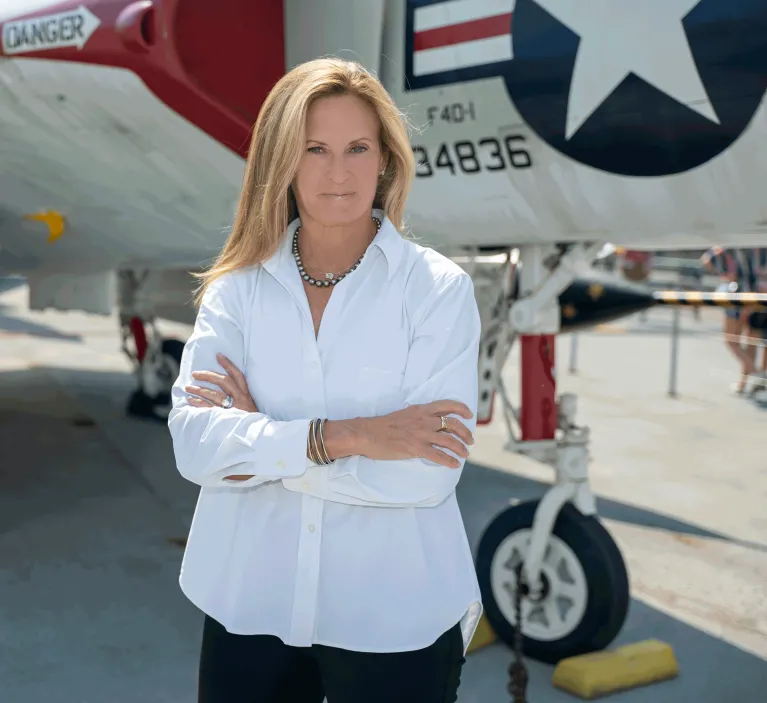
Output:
[283, 272, 480, 508]
[168, 272, 312, 489]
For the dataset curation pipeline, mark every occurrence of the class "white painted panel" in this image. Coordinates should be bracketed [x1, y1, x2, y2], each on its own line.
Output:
[414, 0, 515, 33]
[413, 35, 512, 76]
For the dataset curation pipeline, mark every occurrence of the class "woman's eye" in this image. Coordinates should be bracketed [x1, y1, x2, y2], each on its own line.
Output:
[306, 144, 368, 154]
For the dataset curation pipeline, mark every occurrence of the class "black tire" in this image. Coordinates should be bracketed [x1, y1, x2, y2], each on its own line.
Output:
[476, 500, 630, 665]
[126, 388, 156, 419]
[160, 338, 185, 364]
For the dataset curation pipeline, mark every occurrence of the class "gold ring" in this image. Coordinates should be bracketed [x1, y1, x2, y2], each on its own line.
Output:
[439, 415, 448, 432]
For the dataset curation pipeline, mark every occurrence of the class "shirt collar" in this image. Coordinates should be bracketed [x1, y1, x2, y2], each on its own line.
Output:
[370, 208, 404, 281]
[262, 208, 404, 282]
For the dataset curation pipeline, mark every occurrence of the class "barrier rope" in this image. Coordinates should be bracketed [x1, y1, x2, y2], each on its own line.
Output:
[652, 290, 767, 307]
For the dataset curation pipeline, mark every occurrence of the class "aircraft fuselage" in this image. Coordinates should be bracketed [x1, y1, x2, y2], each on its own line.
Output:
[0, 0, 766, 277]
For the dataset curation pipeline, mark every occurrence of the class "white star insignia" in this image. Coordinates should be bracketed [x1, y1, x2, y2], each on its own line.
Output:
[531, 0, 720, 139]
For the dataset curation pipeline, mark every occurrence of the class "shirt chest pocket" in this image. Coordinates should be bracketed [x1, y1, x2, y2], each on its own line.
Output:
[357, 366, 406, 417]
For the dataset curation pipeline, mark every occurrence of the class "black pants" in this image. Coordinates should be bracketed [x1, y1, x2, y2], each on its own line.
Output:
[198, 615, 465, 703]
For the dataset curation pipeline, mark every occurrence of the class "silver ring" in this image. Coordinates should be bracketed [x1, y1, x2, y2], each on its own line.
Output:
[221, 394, 234, 409]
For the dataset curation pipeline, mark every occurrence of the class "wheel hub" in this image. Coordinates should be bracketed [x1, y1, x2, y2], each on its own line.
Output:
[489, 528, 589, 642]
[521, 569, 551, 603]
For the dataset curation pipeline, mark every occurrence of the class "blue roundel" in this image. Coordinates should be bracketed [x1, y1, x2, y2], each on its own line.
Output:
[504, 0, 767, 176]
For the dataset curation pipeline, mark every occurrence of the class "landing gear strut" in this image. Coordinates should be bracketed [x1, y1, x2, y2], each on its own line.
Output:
[473, 244, 630, 665]
[119, 270, 184, 422]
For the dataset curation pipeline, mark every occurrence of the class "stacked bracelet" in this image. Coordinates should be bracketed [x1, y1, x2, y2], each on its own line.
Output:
[307, 418, 334, 465]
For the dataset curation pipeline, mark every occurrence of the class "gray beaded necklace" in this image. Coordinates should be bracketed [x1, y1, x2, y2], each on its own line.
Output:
[293, 216, 382, 287]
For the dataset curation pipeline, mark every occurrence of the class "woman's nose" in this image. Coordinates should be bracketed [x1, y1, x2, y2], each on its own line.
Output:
[327, 155, 350, 184]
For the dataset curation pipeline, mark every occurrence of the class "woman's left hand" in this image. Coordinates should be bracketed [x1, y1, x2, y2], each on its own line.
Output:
[185, 353, 258, 413]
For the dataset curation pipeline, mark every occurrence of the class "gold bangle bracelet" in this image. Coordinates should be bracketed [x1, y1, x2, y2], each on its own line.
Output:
[307, 419, 322, 465]
[312, 420, 325, 466]
[317, 418, 334, 464]
[312, 418, 328, 465]
[306, 418, 334, 466]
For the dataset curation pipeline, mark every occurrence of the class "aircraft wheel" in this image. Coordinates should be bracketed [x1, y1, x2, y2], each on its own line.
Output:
[126, 338, 184, 421]
[476, 500, 629, 665]
[150, 338, 184, 404]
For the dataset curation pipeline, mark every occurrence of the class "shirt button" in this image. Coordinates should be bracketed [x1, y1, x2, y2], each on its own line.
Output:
[308, 524, 315, 533]
[301, 480, 310, 489]
[276, 460, 285, 469]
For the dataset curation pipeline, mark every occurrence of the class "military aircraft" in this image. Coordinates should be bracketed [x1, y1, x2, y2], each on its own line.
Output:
[1, 0, 766, 667]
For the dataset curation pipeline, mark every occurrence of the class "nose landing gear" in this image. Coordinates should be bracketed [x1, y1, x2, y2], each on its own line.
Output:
[119, 271, 185, 422]
[469, 243, 630, 668]
[123, 315, 184, 421]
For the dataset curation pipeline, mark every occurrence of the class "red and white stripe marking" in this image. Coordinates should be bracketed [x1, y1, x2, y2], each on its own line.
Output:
[413, 0, 515, 76]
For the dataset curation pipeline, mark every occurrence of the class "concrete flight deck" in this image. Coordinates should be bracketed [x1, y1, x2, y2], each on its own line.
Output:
[0, 277, 765, 702]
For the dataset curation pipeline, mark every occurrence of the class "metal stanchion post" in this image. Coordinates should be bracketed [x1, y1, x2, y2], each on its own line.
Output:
[569, 333, 579, 375]
[668, 306, 681, 398]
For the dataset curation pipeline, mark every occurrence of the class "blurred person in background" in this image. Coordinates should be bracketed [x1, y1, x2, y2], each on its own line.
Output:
[748, 308, 767, 380]
[167, 58, 481, 703]
[701, 246, 767, 394]
[619, 249, 654, 284]
[619, 249, 655, 322]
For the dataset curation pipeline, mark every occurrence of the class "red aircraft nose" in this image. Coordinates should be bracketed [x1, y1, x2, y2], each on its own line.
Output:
[0, 0, 286, 156]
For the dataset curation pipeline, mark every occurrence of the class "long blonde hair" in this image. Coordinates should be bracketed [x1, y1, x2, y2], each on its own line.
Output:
[193, 57, 415, 307]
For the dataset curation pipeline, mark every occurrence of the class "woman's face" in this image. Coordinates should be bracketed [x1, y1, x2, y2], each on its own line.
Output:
[293, 94, 385, 227]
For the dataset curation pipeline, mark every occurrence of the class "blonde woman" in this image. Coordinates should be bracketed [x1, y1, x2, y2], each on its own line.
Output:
[168, 58, 482, 702]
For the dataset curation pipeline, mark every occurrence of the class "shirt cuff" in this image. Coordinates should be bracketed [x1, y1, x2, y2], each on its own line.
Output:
[243, 416, 313, 479]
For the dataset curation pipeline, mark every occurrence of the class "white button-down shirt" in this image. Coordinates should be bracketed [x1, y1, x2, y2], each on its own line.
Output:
[168, 210, 483, 654]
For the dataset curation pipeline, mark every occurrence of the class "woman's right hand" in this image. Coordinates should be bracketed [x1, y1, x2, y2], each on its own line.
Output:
[357, 401, 474, 469]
